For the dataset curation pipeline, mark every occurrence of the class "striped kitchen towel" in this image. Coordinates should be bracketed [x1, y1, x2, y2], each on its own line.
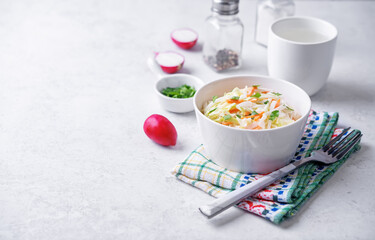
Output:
[172, 111, 361, 224]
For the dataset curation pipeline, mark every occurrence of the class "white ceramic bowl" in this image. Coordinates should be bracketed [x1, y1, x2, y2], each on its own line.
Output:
[155, 74, 204, 113]
[194, 75, 311, 173]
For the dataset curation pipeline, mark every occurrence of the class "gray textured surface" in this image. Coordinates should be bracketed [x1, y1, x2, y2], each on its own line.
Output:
[0, 0, 374, 239]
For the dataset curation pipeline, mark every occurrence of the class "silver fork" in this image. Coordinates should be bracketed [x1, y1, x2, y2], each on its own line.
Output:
[199, 128, 362, 219]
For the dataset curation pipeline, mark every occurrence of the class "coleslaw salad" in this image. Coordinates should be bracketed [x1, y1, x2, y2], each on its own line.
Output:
[202, 85, 301, 130]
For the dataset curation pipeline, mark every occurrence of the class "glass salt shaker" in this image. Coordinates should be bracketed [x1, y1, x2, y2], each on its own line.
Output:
[255, 0, 295, 47]
[203, 0, 244, 72]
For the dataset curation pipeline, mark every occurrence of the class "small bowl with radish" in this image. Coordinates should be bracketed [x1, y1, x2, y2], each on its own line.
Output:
[147, 56, 204, 113]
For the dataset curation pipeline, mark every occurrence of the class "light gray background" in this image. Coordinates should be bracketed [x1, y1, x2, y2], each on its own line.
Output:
[0, 0, 374, 239]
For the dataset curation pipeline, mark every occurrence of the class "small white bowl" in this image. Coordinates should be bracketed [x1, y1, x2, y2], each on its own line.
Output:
[194, 75, 311, 173]
[155, 74, 204, 113]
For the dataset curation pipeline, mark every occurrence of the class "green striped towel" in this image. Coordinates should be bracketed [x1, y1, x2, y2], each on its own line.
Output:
[172, 111, 361, 224]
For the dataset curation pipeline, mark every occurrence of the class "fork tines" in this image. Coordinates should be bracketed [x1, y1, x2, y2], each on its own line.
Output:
[323, 128, 362, 160]
[322, 127, 351, 152]
[335, 132, 362, 160]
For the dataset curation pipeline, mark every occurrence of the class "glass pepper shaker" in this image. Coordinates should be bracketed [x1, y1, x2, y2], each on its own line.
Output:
[203, 0, 244, 72]
[255, 0, 295, 47]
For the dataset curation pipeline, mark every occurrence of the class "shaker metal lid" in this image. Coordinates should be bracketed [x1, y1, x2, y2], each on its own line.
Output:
[211, 0, 239, 15]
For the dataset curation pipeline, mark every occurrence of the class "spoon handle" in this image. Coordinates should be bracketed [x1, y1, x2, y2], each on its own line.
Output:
[146, 55, 165, 79]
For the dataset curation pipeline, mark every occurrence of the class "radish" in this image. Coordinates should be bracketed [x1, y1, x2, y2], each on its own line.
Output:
[155, 51, 185, 74]
[143, 114, 177, 146]
[171, 28, 198, 49]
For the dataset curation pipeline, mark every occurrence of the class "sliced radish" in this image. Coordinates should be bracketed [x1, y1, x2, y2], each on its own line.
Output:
[155, 51, 185, 74]
[171, 28, 198, 49]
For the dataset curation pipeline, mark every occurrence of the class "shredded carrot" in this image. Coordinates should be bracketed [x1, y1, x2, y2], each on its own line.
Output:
[247, 87, 255, 97]
[253, 126, 262, 130]
[229, 108, 240, 114]
[226, 99, 244, 104]
[221, 121, 231, 125]
[275, 99, 281, 108]
[262, 91, 269, 94]
[244, 111, 264, 120]
[253, 115, 261, 121]
[254, 112, 265, 121]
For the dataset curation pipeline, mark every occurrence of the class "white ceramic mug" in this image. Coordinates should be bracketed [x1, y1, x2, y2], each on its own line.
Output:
[268, 17, 338, 96]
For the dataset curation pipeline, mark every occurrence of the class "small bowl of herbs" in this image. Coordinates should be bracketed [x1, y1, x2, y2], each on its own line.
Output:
[161, 84, 196, 99]
[155, 74, 204, 113]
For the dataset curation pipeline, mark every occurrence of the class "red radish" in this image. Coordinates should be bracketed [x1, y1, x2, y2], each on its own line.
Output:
[143, 114, 177, 146]
[171, 28, 198, 49]
[155, 51, 185, 74]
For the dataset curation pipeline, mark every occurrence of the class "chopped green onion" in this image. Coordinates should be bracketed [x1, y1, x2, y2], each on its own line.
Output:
[251, 92, 261, 98]
[272, 92, 282, 96]
[212, 95, 218, 102]
[236, 114, 241, 118]
[223, 115, 232, 121]
[161, 84, 196, 98]
[208, 108, 217, 114]
[264, 100, 269, 104]
[251, 110, 258, 116]
[285, 105, 294, 111]
[269, 110, 279, 121]
[252, 84, 260, 88]
[231, 96, 240, 100]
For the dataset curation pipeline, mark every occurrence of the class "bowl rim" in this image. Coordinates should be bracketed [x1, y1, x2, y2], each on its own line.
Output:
[193, 75, 312, 132]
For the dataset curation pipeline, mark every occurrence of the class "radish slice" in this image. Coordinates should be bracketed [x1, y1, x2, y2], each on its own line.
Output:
[171, 28, 198, 49]
[155, 51, 185, 74]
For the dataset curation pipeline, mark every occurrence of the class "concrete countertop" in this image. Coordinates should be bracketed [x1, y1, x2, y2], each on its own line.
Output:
[0, 0, 374, 239]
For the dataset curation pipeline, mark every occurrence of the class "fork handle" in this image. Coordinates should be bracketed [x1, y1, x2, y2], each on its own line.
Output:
[199, 162, 298, 219]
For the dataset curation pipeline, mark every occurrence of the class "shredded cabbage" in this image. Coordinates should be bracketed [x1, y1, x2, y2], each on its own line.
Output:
[202, 85, 301, 130]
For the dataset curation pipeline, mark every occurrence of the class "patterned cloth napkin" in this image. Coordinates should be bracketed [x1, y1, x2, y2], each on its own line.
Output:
[172, 111, 361, 224]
